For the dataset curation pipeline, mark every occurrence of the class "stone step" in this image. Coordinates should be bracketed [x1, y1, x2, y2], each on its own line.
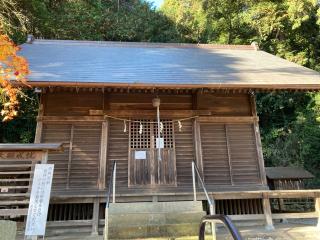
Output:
[109, 222, 200, 239]
[109, 201, 203, 214]
[109, 211, 205, 226]
[107, 201, 205, 239]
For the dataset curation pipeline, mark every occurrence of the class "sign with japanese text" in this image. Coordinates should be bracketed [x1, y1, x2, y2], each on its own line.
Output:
[25, 164, 54, 237]
[0, 151, 42, 161]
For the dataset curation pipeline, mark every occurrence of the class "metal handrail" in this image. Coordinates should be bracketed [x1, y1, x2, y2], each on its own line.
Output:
[104, 161, 117, 240]
[192, 161, 216, 239]
[199, 215, 242, 240]
[192, 161, 214, 207]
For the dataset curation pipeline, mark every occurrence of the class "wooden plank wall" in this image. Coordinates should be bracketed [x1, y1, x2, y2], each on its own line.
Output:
[39, 90, 265, 194]
[106, 119, 129, 189]
[200, 123, 261, 186]
[174, 120, 194, 187]
[41, 122, 101, 190]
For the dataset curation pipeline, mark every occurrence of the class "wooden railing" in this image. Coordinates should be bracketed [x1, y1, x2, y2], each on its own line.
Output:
[207, 189, 320, 230]
[0, 143, 63, 218]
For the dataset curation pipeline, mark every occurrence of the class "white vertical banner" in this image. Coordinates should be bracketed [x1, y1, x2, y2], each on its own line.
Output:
[25, 164, 54, 237]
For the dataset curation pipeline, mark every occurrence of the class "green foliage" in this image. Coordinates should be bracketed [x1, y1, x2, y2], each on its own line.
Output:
[161, 0, 207, 42]
[257, 92, 320, 187]
[0, 90, 37, 143]
[13, 0, 181, 42]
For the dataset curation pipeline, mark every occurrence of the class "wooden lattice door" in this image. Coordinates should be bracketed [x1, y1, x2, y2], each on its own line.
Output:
[128, 120, 177, 187]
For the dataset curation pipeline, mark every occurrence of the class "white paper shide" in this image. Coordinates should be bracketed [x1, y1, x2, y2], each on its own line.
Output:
[25, 164, 54, 237]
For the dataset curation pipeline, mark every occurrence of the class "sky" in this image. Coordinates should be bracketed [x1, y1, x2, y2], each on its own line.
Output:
[147, 0, 164, 8]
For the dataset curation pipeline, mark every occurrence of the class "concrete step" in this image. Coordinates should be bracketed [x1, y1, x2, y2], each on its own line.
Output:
[109, 211, 205, 226]
[109, 222, 200, 239]
[109, 201, 203, 214]
[107, 201, 205, 239]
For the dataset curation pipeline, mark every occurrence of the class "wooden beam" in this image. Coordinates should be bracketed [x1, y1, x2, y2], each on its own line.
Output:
[21, 80, 320, 91]
[40, 116, 104, 122]
[99, 120, 108, 189]
[67, 125, 74, 189]
[193, 119, 204, 178]
[0, 143, 63, 151]
[105, 110, 211, 118]
[199, 116, 258, 123]
[250, 94, 267, 186]
[229, 212, 318, 221]
[34, 104, 44, 143]
[225, 125, 234, 185]
[0, 208, 28, 216]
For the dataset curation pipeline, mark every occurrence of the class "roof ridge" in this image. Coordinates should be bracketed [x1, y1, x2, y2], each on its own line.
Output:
[30, 39, 256, 50]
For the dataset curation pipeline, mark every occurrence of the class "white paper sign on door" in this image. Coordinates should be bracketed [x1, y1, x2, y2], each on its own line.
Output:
[156, 138, 164, 149]
[25, 164, 54, 237]
[135, 151, 146, 160]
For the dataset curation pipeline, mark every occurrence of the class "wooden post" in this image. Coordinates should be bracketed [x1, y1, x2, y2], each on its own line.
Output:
[41, 150, 48, 164]
[316, 197, 320, 229]
[262, 193, 274, 230]
[193, 119, 204, 178]
[92, 198, 100, 236]
[250, 94, 268, 186]
[66, 125, 74, 189]
[34, 104, 44, 143]
[99, 120, 109, 189]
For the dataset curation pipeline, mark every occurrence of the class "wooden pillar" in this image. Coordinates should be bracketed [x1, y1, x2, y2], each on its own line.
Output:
[92, 198, 100, 236]
[262, 193, 274, 230]
[316, 197, 320, 229]
[193, 118, 204, 177]
[34, 104, 44, 143]
[99, 120, 109, 189]
[41, 150, 48, 164]
[250, 94, 267, 185]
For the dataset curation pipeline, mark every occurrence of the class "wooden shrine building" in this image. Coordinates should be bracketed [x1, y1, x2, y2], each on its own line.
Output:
[2, 39, 320, 238]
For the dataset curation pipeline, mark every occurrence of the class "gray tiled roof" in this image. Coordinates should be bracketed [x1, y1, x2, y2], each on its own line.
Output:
[19, 39, 320, 89]
[266, 167, 314, 180]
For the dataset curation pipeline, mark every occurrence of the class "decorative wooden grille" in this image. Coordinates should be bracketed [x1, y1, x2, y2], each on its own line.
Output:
[153, 120, 174, 148]
[130, 120, 174, 149]
[130, 120, 151, 149]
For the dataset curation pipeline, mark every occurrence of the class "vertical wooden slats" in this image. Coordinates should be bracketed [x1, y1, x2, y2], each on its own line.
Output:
[200, 123, 231, 185]
[42, 124, 71, 190]
[69, 124, 101, 189]
[42, 123, 101, 190]
[107, 119, 129, 188]
[200, 123, 261, 186]
[228, 124, 260, 184]
[175, 120, 194, 187]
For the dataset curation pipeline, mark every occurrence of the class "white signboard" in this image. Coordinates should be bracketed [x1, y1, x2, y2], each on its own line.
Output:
[156, 138, 164, 149]
[135, 151, 146, 160]
[25, 164, 54, 237]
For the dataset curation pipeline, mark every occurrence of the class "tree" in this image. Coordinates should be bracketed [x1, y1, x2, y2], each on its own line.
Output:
[0, 0, 29, 121]
[0, 35, 29, 121]
[161, 0, 207, 42]
[0, 0, 27, 35]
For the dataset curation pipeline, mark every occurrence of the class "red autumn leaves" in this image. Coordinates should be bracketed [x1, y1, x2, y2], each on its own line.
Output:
[0, 35, 29, 121]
